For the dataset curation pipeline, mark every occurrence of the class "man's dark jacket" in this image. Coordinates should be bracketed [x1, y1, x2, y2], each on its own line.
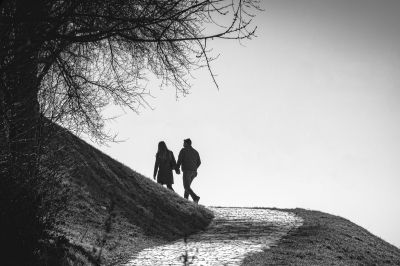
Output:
[177, 146, 201, 172]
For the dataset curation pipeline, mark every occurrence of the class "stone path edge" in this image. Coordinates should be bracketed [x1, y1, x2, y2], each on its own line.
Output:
[125, 206, 304, 266]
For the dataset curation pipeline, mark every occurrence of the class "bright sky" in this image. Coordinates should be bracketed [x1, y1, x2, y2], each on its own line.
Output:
[88, 0, 400, 248]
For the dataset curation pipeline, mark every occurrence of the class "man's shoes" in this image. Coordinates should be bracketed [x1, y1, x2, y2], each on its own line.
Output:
[194, 196, 200, 204]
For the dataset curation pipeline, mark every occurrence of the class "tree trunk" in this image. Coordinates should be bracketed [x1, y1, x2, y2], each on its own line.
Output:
[0, 1, 46, 262]
[3, 65, 40, 178]
[1, 0, 43, 179]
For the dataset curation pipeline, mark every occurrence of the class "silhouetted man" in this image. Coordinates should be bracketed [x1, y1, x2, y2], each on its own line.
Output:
[177, 138, 201, 203]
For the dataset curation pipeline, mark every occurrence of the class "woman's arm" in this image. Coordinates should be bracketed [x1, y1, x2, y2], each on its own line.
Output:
[153, 155, 159, 180]
[171, 151, 180, 174]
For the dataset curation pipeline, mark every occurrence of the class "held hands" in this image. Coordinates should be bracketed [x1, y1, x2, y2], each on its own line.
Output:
[175, 168, 181, 175]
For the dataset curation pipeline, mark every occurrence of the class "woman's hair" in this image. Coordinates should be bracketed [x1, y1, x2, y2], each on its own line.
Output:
[157, 141, 169, 160]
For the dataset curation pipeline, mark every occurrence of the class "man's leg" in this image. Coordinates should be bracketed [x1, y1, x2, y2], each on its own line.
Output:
[167, 184, 174, 191]
[183, 171, 191, 199]
[190, 171, 199, 201]
[183, 171, 199, 201]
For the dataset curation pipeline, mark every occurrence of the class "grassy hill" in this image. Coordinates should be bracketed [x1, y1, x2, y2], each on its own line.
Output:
[42, 123, 214, 265]
[41, 123, 400, 265]
[242, 208, 400, 265]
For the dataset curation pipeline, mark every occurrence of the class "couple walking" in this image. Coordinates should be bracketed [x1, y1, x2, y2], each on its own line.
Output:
[153, 138, 201, 203]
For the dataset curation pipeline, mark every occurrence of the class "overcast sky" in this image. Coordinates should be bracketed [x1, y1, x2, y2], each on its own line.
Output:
[89, 0, 400, 248]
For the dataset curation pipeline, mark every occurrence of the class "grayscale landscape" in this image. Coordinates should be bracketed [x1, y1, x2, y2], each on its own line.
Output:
[1, 0, 400, 265]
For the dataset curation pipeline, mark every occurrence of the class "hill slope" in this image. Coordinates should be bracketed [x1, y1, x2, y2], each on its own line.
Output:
[42, 123, 213, 265]
[242, 208, 400, 265]
[42, 123, 400, 265]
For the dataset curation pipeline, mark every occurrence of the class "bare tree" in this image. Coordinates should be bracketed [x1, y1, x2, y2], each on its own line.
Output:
[1, 0, 260, 143]
[0, 1, 260, 262]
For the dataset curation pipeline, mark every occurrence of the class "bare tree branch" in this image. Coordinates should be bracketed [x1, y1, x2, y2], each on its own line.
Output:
[1, 0, 261, 142]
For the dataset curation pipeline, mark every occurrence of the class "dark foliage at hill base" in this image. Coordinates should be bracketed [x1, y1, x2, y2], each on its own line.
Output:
[242, 208, 400, 266]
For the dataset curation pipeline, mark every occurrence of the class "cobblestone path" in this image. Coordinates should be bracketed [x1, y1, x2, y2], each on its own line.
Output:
[126, 207, 303, 266]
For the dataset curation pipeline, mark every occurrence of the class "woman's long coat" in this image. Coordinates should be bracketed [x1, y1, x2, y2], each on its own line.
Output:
[154, 150, 177, 185]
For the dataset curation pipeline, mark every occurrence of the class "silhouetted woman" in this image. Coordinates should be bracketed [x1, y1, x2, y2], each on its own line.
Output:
[153, 141, 178, 191]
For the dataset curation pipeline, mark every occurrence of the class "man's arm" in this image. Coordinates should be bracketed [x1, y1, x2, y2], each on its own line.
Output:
[176, 149, 183, 170]
[171, 151, 180, 174]
[196, 151, 201, 169]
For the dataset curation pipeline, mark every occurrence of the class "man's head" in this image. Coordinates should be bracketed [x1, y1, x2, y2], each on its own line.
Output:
[184, 138, 192, 147]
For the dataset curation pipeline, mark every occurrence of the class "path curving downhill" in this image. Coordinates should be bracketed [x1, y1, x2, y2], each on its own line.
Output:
[126, 207, 303, 266]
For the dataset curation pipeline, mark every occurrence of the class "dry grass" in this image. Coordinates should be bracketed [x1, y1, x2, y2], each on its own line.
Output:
[42, 123, 400, 265]
[43, 123, 214, 265]
[242, 208, 400, 266]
